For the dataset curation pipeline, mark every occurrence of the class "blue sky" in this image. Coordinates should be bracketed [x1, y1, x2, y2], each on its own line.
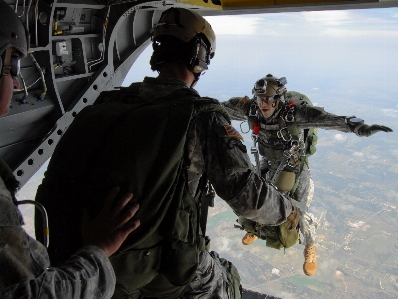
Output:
[121, 6, 398, 191]
[205, 8, 398, 37]
[123, 7, 398, 122]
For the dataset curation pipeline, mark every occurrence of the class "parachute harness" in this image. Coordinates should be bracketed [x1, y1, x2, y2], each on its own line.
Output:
[251, 121, 261, 176]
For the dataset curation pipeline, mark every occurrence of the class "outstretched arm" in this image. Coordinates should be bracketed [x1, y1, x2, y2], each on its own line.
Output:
[295, 104, 393, 136]
[349, 121, 393, 137]
[186, 112, 293, 226]
[220, 96, 251, 121]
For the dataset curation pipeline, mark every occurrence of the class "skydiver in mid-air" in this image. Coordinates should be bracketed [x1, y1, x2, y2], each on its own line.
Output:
[221, 74, 393, 276]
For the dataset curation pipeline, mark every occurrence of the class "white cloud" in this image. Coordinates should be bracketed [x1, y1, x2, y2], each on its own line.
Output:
[301, 10, 352, 25]
[322, 28, 398, 37]
[259, 29, 282, 36]
[391, 150, 398, 157]
[319, 258, 339, 271]
[206, 11, 398, 38]
[353, 152, 364, 157]
[381, 108, 398, 117]
[271, 268, 281, 276]
[334, 134, 347, 142]
[339, 204, 354, 211]
[301, 10, 398, 27]
[312, 87, 319, 90]
[214, 236, 243, 258]
[204, 16, 262, 35]
[271, 291, 295, 299]
[215, 236, 231, 253]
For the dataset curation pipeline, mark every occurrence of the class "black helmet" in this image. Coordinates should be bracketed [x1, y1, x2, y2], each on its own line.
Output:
[0, 0, 28, 58]
[150, 7, 216, 75]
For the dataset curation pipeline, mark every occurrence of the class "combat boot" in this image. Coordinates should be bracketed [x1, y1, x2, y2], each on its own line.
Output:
[242, 233, 258, 245]
[303, 244, 317, 276]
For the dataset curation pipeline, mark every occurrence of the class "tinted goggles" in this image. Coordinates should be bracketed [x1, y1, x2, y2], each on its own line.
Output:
[1, 54, 21, 77]
[256, 95, 278, 104]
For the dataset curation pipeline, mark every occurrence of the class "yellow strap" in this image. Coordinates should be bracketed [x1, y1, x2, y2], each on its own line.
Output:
[1, 48, 12, 76]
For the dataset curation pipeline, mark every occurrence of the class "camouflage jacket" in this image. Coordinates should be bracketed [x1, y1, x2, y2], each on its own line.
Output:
[31, 77, 291, 297]
[93, 76, 292, 226]
[221, 91, 354, 171]
[83, 76, 292, 226]
[142, 77, 294, 225]
[0, 175, 116, 298]
[222, 91, 352, 132]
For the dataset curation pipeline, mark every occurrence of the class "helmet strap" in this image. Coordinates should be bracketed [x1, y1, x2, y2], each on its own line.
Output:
[190, 72, 201, 88]
[0, 48, 12, 93]
[1, 48, 12, 77]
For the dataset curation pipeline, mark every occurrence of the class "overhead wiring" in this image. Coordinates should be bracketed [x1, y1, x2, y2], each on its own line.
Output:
[25, 0, 33, 36]
[17, 71, 29, 103]
[34, 0, 39, 47]
[16, 0, 26, 17]
[29, 52, 47, 101]
[88, 5, 111, 71]
[14, 77, 41, 92]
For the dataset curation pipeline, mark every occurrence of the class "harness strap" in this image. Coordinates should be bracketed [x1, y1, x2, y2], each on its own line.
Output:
[251, 122, 262, 176]
[1, 48, 12, 76]
[199, 182, 215, 236]
[253, 122, 261, 135]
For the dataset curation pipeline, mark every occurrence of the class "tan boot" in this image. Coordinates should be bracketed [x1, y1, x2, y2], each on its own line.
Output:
[303, 244, 317, 276]
[242, 233, 258, 245]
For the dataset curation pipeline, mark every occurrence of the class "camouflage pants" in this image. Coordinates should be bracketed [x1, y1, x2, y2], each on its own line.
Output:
[293, 164, 316, 246]
[118, 250, 237, 299]
[239, 164, 316, 246]
[183, 250, 230, 299]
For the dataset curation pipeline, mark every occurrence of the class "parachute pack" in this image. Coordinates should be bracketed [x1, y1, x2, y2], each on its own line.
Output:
[282, 92, 319, 169]
[238, 216, 300, 250]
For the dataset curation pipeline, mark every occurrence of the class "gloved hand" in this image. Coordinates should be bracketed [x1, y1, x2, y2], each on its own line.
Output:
[286, 200, 300, 230]
[358, 124, 393, 137]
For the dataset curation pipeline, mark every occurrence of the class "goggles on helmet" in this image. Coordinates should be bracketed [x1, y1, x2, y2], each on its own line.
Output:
[256, 95, 279, 105]
[1, 50, 21, 77]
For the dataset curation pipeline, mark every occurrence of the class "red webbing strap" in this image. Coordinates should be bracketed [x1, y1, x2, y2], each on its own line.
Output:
[253, 122, 261, 135]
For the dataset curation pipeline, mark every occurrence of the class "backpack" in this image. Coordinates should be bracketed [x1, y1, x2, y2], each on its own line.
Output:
[260, 222, 299, 250]
[283, 92, 318, 169]
[238, 215, 299, 250]
[35, 83, 232, 293]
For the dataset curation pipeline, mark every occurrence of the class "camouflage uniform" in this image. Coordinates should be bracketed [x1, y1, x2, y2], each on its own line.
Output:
[222, 91, 355, 246]
[35, 77, 293, 299]
[0, 173, 116, 298]
[135, 77, 294, 298]
[129, 77, 292, 225]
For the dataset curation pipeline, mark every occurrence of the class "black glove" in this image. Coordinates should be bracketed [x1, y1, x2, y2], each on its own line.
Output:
[358, 124, 393, 137]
